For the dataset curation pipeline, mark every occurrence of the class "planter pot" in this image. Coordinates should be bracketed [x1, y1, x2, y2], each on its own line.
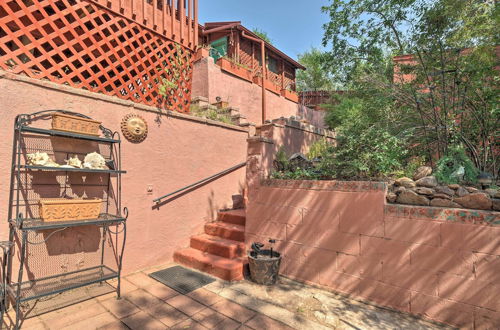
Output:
[213, 101, 229, 109]
[248, 249, 281, 285]
[281, 89, 299, 103]
[52, 113, 101, 136]
[252, 77, 281, 95]
[216, 58, 253, 82]
[39, 198, 102, 222]
[193, 47, 209, 62]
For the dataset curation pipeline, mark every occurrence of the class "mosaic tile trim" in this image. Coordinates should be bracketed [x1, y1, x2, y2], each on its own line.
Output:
[384, 204, 500, 226]
[261, 178, 387, 192]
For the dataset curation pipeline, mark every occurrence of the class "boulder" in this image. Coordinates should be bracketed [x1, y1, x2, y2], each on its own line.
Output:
[415, 176, 438, 188]
[435, 186, 455, 197]
[395, 186, 406, 194]
[395, 177, 416, 188]
[484, 188, 498, 197]
[414, 187, 434, 196]
[430, 198, 461, 208]
[465, 186, 479, 193]
[413, 166, 432, 181]
[448, 184, 461, 190]
[386, 192, 397, 203]
[456, 186, 469, 197]
[433, 193, 452, 200]
[492, 199, 500, 211]
[397, 190, 430, 206]
[454, 193, 492, 210]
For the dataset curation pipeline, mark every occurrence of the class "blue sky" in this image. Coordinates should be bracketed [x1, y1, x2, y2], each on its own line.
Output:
[198, 0, 330, 60]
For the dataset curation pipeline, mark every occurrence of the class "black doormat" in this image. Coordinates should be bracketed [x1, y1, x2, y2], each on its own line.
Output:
[149, 265, 215, 295]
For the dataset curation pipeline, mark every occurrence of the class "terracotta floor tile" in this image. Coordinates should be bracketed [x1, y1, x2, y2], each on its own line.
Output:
[166, 294, 206, 316]
[170, 318, 207, 330]
[124, 289, 163, 309]
[100, 296, 140, 319]
[19, 317, 46, 330]
[212, 317, 241, 330]
[188, 288, 224, 306]
[121, 311, 166, 330]
[192, 308, 227, 328]
[61, 312, 117, 330]
[244, 314, 293, 330]
[40, 300, 107, 328]
[118, 279, 139, 294]
[125, 272, 158, 289]
[211, 299, 255, 323]
[146, 302, 189, 327]
[143, 282, 179, 301]
[97, 321, 130, 330]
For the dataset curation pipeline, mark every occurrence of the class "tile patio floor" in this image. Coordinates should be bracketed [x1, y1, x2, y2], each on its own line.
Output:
[2, 263, 447, 330]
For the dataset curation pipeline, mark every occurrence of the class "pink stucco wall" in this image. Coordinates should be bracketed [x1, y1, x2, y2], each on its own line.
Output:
[0, 70, 248, 275]
[246, 177, 500, 328]
[191, 57, 326, 127]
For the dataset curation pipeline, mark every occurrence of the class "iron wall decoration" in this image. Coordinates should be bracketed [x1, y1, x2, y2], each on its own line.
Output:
[121, 113, 148, 143]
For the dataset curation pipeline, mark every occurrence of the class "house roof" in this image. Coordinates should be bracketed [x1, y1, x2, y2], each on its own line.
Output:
[202, 22, 306, 70]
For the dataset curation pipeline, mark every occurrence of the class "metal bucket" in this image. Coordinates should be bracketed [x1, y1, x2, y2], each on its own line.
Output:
[248, 249, 281, 285]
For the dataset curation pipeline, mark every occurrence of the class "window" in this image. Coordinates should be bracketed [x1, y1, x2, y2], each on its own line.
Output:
[209, 37, 228, 62]
[267, 56, 279, 74]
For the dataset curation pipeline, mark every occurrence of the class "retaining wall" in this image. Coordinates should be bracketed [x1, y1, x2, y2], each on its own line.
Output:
[0, 70, 249, 275]
[245, 138, 500, 329]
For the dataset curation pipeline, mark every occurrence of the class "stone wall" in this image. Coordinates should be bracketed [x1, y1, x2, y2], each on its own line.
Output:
[0, 70, 249, 275]
[191, 57, 327, 127]
[245, 137, 500, 329]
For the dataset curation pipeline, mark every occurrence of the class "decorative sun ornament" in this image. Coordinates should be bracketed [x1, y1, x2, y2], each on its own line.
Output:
[121, 113, 148, 143]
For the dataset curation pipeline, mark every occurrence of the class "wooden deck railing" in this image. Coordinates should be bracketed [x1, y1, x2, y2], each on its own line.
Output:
[88, 0, 198, 50]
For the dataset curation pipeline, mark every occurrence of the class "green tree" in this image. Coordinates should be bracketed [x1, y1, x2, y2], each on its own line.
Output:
[321, 0, 499, 175]
[252, 28, 272, 44]
[296, 47, 336, 91]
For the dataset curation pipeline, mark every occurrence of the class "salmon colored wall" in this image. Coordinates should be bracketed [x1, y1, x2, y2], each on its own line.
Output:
[192, 57, 326, 127]
[246, 178, 500, 328]
[0, 70, 248, 275]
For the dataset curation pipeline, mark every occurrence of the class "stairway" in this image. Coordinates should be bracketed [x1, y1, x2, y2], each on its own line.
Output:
[173, 209, 247, 281]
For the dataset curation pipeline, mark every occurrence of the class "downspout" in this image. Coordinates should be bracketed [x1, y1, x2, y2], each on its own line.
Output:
[241, 31, 266, 124]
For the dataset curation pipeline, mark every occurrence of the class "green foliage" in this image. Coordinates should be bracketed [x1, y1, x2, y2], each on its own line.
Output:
[190, 104, 232, 124]
[319, 125, 408, 179]
[307, 138, 330, 160]
[252, 28, 272, 44]
[434, 146, 479, 184]
[296, 48, 335, 91]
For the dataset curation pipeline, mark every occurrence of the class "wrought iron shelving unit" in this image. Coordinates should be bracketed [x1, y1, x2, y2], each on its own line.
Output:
[4, 110, 127, 329]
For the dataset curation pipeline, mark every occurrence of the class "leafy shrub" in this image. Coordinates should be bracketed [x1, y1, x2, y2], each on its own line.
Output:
[307, 138, 330, 160]
[434, 146, 479, 184]
[319, 126, 408, 179]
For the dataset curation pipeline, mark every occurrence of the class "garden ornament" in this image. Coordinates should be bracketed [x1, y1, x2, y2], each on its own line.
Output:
[477, 172, 493, 189]
[121, 113, 148, 143]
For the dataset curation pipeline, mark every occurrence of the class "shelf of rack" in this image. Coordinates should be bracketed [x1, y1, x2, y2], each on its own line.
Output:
[19, 126, 120, 143]
[12, 213, 126, 231]
[6, 265, 118, 302]
[20, 165, 126, 174]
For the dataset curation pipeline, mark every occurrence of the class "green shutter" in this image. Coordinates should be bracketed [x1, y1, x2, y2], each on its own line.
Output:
[209, 37, 228, 62]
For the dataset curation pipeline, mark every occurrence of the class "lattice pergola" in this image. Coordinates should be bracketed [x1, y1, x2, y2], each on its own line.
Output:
[0, 0, 193, 112]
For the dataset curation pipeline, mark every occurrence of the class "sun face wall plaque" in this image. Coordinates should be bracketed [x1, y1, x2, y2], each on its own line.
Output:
[121, 113, 148, 143]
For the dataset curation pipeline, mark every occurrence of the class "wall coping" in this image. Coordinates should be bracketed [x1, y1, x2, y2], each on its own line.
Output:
[0, 69, 249, 133]
[261, 178, 386, 192]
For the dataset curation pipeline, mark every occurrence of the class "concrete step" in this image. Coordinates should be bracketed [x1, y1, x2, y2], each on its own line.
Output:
[173, 248, 244, 281]
[205, 222, 245, 242]
[217, 209, 246, 226]
[190, 234, 246, 259]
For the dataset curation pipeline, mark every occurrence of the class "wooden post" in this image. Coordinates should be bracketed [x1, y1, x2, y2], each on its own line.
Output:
[193, 0, 198, 47]
[179, 0, 185, 44]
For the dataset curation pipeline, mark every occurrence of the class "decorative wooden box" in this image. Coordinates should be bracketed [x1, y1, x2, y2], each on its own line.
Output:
[39, 198, 102, 222]
[52, 113, 101, 136]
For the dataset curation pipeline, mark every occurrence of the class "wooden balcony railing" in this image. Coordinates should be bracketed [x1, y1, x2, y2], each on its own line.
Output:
[89, 0, 198, 50]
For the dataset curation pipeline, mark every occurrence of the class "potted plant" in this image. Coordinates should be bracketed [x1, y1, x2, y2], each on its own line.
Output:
[248, 239, 282, 285]
[217, 57, 253, 82]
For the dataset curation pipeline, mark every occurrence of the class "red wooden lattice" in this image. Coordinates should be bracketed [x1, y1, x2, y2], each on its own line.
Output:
[0, 0, 193, 112]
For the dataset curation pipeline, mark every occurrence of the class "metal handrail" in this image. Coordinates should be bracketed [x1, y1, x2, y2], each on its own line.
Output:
[153, 162, 247, 204]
